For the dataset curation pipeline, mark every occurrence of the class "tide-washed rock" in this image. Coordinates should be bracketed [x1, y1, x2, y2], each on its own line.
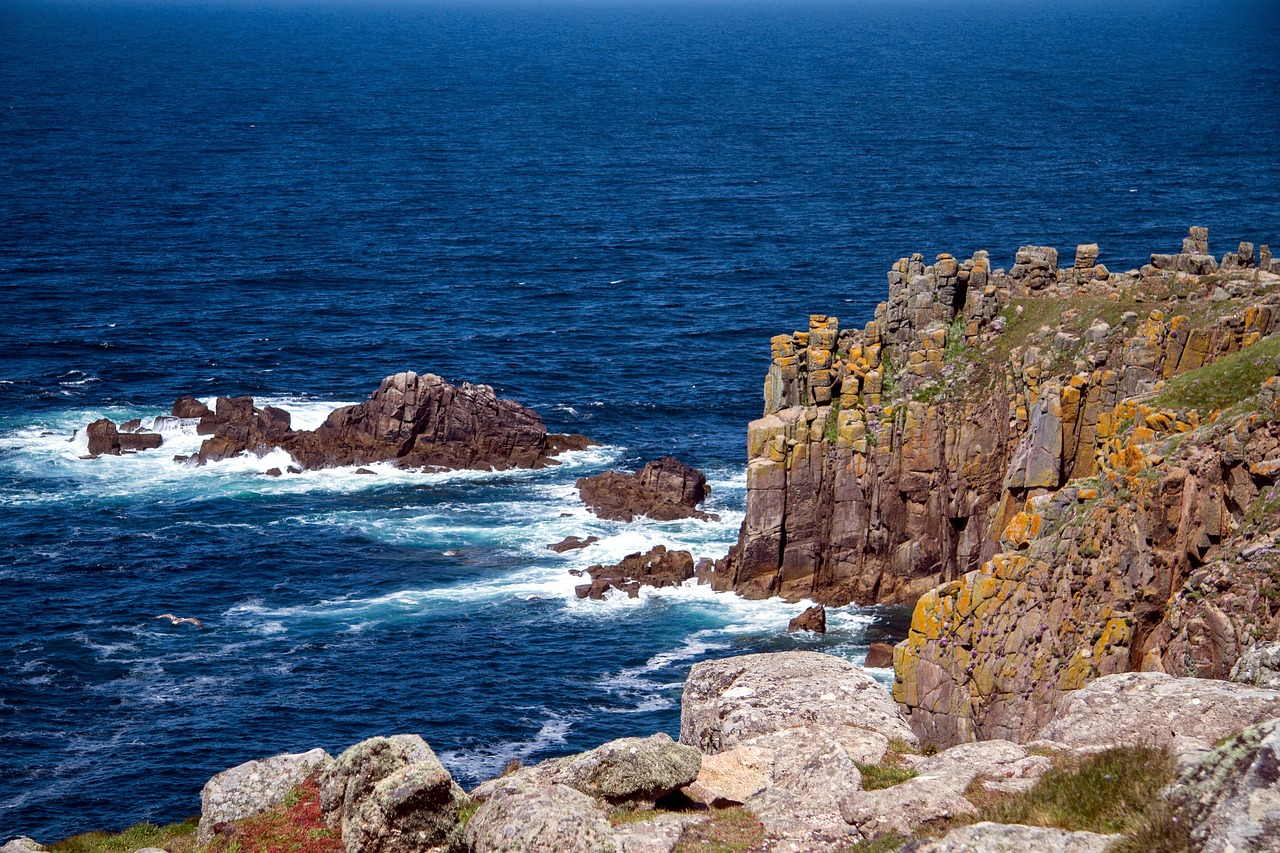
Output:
[195, 397, 293, 464]
[680, 651, 917, 754]
[85, 418, 121, 456]
[1168, 717, 1280, 853]
[787, 604, 826, 633]
[901, 822, 1117, 853]
[344, 759, 467, 853]
[316, 735, 467, 853]
[547, 536, 599, 553]
[1232, 642, 1280, 690]
[576, 457, 716, 522]
[0, 838, 47, 853]
[864, 643, 894, 669]
[198, 747, 332, 843]
[1035, 673, 1280, 752]
[464, 781, 618, 853]
[173, 395, 213, 419]
[472, 733, 699, 805]
[575, 546, 694, 600]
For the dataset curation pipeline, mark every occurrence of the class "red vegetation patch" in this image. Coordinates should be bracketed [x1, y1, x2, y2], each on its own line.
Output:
[207, 778, 344, 853]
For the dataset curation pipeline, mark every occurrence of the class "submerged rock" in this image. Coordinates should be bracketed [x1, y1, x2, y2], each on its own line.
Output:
[547, 535, 599, 553]
[198, 747, 333, 843]
[576, 457, 717, 522]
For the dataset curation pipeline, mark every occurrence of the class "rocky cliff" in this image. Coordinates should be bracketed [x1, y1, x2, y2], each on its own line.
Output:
[707, 228, 1280, 749]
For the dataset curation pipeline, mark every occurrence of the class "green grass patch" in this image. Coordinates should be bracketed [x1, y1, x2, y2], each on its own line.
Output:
[1154, 332, 1280, 412]
[674, 806, 764, 853]
[854, 762, 919, 791]
[845, 831, 911, 852]
[49, 819, 199, 853]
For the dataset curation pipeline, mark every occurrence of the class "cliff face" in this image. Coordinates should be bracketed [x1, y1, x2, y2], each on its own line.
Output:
[711, 228, 1280, 745]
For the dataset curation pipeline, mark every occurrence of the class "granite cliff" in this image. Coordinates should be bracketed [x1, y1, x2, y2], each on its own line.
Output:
[707, 228, 1280, 748]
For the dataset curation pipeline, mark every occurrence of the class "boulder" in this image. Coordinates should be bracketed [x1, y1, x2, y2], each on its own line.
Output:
[198, 747, 332, 843]
[864, 643, 894, 669]
[680, 651, 917, 755]
[576, 457, 717, 522]
[119, 432, 163, 451]
[173, 395, 213, 419]
[1035, 673, 1280, 752]
[318, 735, 466, 853]
[612, 812, 705, 853]
[472, 733, 699, 806]
[0, 839, 47, 853]
[547, 536, 599, 553]
[464, 781, 618, 853]
[787, 604, 826, 633]
[575, 546, 695, 600]
[1231, 642, 1280, 690]
[85, 418, 120, 456]
[841, 776, 976, 837]
[1168, 717, 1280, 853]
[901, 822, 1117, 852]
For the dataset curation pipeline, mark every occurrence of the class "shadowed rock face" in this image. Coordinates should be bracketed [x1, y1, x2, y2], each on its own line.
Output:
[171, 371, 594, 471]
[576, 456, 717, 522]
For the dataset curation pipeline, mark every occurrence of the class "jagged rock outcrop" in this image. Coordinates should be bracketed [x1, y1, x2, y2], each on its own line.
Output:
[198, 747, 332, 843]
[787, 604, 825, 633]
[575, 457, 717, 522]
[196, 396, 293, 464]
[574, 545, 695, 599]
[709, 228, 1280, 610]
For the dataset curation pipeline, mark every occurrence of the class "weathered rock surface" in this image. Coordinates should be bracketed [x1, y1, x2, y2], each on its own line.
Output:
[679, 651, 917, 754]
[0, 838, 47, 853]
[786, 604, 825, 633]
[612, 812, 706, 853]
[198, 747, 332, 843]
[1232, 642, 1280, 690]
[901, 822, 1117, 853]
[318, 735, 465, 853]
[472, 733, 700, 805]
[1168, 716, 1280, 852]
[85, 418, 121, 456]
[574, 546, 695, 600]
[1035, 673, 1280, 752]
[464, 781, 618, 853]
[864, 642, 894, 669]
[576, 457, 716, 522]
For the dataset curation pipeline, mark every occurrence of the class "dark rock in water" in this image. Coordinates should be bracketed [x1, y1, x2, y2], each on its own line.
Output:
[547, 433, 597, 455]
[575, 545, 695, 600]
[864, 643, 895, 669]
[119, 432, 162, 451]
[355, 467, 376, 475]
[283, 371, 585, 472]
[85, 418, 121, 457]
[264, 468, 282, 477]
[576, 456, 718, 522]
[548, 535, 600, 553]
[196, 398, 293, 464]
[173, 394, 213, 419]
[287, 466, 302, 475]
[787, 605, 826, 633]
[118, 418, 142, 433]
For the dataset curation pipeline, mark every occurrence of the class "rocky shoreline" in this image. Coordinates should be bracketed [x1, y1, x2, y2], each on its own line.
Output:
[29, 227, 1280, 851]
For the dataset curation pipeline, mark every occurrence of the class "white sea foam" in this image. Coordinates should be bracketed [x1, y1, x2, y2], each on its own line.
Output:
[437, 711, 575, 784]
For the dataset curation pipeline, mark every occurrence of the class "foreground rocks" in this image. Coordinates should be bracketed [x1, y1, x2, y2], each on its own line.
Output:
[198, 747, 332, 843]
[903, 822, 1117, 853]
[576, 457, 718, 522]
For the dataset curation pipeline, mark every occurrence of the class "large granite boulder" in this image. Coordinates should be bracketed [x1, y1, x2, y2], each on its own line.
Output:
[576, 457, 716, 522]
[85, 418, 121, 457]
[472, 733, 699, 805]
[1036, 673, 1280, 752]
[318, 735, 466, 853]
[198, 747, 332, 843]
[1232, 642, 1280, 690]
[679, 651, 917, 754]
[902, 822, 1117, 853]
[1169, 716, 1280, 852]
[574, 546, 695, 600]
[464, 781, 618, 853]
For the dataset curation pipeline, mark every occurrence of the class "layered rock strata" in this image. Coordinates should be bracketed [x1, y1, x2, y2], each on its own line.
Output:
[711, 228, 1280, 609]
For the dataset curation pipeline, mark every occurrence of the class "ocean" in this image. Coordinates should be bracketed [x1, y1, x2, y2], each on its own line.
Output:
[2, 0, 1278, 841]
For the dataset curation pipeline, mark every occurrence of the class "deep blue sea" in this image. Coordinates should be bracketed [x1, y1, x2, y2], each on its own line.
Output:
[2, 0, 1279, 841]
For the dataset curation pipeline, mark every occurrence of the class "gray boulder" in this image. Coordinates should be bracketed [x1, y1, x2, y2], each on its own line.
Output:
[1232, 642, 1280, 690]
[464, 781, 619, 853]
[319, 735, 465, 853]
[472, 733, 699, 805]
[0, 839, 47, 853]
[901, 822, 1117, 852]
[679, 651, 917, 755]
[1036, 673, 1280, 752]
[1168, 717, 1280, 852]
[198, 747, 332, 843]
[612, 813, 706, 853]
